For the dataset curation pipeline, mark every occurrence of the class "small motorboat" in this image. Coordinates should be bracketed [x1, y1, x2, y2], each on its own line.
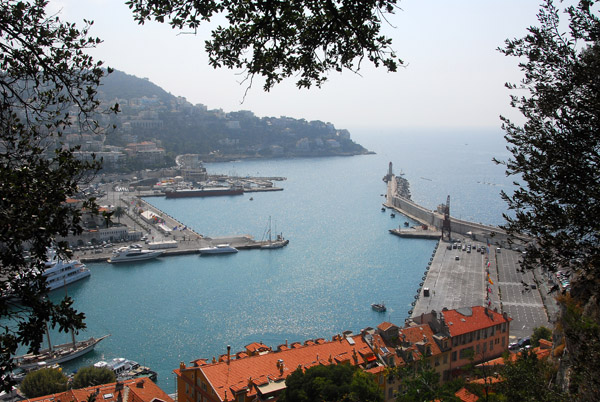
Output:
[371, 303, 386, 312]
[390, 213, 396, 218]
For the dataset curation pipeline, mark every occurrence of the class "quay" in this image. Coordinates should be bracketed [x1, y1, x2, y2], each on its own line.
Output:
[74, 187, 286, 263]
[384, 167, 555, 342]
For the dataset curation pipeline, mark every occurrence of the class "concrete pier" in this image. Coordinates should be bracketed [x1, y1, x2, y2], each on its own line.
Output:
[384, 171, 553, 342]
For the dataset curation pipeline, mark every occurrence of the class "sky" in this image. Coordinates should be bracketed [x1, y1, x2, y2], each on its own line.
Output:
[47, 0, 548, 132]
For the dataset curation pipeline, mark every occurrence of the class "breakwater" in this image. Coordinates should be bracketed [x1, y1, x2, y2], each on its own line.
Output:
[385, 174, 520, 247]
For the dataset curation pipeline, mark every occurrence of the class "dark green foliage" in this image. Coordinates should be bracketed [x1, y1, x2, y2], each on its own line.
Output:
[280, 364, 383, 402]
[497, 349, 562, 402]
[72, 366, 116, 389]
[0, 0, 113, 390]
[392, 366, 460, 402]
[497, 1, 600, 398]
[125, 0, 402, 91]
[496, 0, 600, 276]
[20, 368, 68, 398]
[531, 326, 552, 347]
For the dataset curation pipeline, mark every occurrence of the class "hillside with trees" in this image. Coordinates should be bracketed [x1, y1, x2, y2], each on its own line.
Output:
[97, 70, 371, 161]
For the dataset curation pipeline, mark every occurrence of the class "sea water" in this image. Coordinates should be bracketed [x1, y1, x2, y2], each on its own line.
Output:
[49, 128, 513, 392]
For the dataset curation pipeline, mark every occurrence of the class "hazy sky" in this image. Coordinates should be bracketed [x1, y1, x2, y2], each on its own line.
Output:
[48, 1, 547, 132]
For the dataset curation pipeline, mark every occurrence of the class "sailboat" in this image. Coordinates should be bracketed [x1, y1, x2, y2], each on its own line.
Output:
[14, 332, 110, 370]
[260, 216, 289, 249]
[14, 279, 109, 370]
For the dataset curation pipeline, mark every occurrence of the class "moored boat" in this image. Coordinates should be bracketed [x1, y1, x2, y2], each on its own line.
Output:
[108, 246, 164, 263]
[260, 216, 289, 249]
[44, 258, 91, 291]
[371, 303, 387, 312]
[14, 335, 110, 370]
[199, 244, 238, 255]
[165, 186, 243, 198]
[94, 357, 157, 382]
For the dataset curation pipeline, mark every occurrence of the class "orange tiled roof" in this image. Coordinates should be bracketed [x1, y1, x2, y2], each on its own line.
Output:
[180, 335, 374, 401]
[28, 378, 172, 402]
[442, 307, 511, 337]
[455, 387, 479, 402]
[245, 342, 270, 353]
[377, 321, 397, 332]
[398, 325, 442, 356]
[478, 342, 553, 367]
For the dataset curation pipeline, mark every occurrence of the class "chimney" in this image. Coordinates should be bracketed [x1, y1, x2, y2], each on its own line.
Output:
[227, 345, 231, 364]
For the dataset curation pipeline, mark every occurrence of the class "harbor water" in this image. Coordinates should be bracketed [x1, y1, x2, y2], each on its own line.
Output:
[48, 128, 513, 392]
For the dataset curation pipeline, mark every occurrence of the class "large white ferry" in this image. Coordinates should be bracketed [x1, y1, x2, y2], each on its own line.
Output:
[108, 246, 164, 263]
[44, 252, 91, 291]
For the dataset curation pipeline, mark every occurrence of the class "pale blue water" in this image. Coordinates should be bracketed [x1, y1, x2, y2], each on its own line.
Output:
[47, 128, 513, 393]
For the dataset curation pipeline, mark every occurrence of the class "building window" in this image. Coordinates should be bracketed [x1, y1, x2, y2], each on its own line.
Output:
[388, 388, 393, 399]
[490, 340, 494, 351]
[435, 357, 440, 367]
[502, 337, 505, 346]
[237, 394, 245, 402]
[443, 354, 448, 364]
[476, 344, 480, 354]
[451, 351, 457, 361]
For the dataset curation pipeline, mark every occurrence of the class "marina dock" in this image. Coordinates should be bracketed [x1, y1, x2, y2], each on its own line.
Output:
[75, 189, 287, 263]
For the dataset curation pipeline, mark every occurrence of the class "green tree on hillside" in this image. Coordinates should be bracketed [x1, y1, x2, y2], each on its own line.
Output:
[497, 0, 600, 398]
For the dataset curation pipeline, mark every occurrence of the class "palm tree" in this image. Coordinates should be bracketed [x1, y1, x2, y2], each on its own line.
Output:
[113, 206, 125, 223]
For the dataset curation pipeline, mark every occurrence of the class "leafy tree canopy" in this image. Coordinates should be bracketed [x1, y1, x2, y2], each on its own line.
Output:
[125, 0, 402, 91]
[0, 0, 113, 389]
[531, 326, 552, 347]
[496, 0, 600, 275]
[72, 366, 116, 389]
[497, 0, 600, 398]
[20, 367, 69, 398]
[279, 364, 383, 402]
[497, 349, 562, 402]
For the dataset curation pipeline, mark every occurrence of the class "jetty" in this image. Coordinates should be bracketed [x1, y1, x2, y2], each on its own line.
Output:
[75, 188, 288, 263]
[383, 164, 552, 342]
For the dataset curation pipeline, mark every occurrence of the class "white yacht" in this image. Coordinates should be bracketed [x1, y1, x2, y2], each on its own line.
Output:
[108, 246, 164, 263]
[199, 244, 238, 255]
[94, 357, 157, 382]
[44, 252, 91, 291]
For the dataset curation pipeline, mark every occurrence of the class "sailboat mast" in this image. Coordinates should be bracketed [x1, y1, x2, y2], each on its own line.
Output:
[45, 322, 53, 352]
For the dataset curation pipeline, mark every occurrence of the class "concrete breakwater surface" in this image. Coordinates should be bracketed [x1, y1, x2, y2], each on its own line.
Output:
[384, 172, 552, 342]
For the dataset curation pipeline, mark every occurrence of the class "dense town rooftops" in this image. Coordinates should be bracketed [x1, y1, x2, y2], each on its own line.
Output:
[27, 378, 172, 402]
[442, 306, 511, 337]
[175, 334, 377, 401]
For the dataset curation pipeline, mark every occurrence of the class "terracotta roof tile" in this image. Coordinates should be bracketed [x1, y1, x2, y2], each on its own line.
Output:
[442, 306, 511, 337]
[192, 335, 374, 401]
[455, 387, 479, 402]
[377, 321, 397, 332]
[28, 378, 172, 402]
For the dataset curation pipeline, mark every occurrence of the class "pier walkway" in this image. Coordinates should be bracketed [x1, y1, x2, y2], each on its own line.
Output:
[384, 174, 554, 342]
[75, 188, 281, 263]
